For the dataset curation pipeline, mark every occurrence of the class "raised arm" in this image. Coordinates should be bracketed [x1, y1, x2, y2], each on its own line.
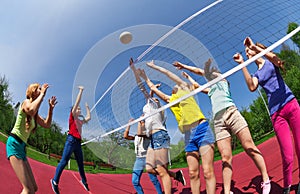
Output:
[129, 58, 151, 99]
[181, 71, 210, 94]
[173, 61, 205, 76]
[137, 68, 171, 103]
[149, 83, 161, 97]
[203, 58, 221, 81]
[181, 71, 199, 89]
[123, 118, 135, 140]
[146, 60, 189, 89]
[244, 37, 283, 68]
[233, 53, 259, 92]
[136, 118, 147, 137]
[72, 86, 84, 116]
[83, 102, 91, 123]
[174, 58, 220, 82]
[37, 96, 57, 128]
[23, 83, 48, 117]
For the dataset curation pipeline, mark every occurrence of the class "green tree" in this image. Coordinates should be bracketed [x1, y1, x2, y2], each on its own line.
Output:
[278, 44, 300, 72]
[287, 22, 300, 49]
[283, 66, 300, 100]
[0, 75, 15, 134]
[29, 122, 64, 154]
[86, 131, 134, 169]
[277, 40, 300, 101]
[170, 140, 186, 164]
[247, 90, 273, 140]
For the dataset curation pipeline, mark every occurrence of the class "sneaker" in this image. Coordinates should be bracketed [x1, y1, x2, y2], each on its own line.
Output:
[175, 170, 186, 186]
[50, 179, 60, 194]
[283, 186, 290, 194]
[81, 180, 90, 191]
[261, 179, 271, 194]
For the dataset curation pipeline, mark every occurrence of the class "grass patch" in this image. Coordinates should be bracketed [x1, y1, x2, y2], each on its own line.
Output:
[0, 132, 119, 174]
[0, 131, 275, 174]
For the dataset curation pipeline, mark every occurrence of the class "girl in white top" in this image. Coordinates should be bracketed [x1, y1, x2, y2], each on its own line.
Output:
[124, 118, 163, 194]
[129, 58, 185, 194]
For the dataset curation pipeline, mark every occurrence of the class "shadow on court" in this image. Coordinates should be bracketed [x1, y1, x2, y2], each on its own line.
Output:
[0, 136, 299, 193]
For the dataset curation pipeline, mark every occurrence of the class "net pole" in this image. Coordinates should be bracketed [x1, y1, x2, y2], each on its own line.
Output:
[257, 87, 271, 116]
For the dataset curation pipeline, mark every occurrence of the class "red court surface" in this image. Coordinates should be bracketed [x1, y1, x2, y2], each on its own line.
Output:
[1, 137, 299, 194]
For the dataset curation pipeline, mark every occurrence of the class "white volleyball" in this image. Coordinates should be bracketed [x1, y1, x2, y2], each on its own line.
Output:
[119, 31, 132, 44]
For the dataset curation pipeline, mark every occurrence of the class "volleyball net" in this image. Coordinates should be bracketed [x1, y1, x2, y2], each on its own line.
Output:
[74, 0, 300, 169]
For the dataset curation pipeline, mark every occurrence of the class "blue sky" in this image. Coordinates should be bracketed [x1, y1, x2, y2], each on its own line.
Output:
[0, 0, 219, 134]
[1, 0, 299, 141]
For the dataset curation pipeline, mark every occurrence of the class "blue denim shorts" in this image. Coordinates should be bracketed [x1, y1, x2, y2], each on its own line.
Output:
[185, 121, 215, 152]
[133, 157, 146, 171]
[6, 135, 27, 161]
[149, 130, 170, 150]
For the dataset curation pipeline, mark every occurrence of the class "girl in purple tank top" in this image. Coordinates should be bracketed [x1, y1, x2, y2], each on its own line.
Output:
[234, 37, 300, 194]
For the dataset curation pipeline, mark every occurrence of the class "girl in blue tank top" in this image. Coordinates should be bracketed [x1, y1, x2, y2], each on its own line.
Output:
[234, 37, 300, 194]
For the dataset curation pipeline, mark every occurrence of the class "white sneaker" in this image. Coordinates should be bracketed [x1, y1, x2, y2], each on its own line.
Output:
[261, 179, 271, 194]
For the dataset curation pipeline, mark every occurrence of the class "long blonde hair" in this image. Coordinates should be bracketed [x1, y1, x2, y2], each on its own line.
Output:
[25, 83, 39, 132]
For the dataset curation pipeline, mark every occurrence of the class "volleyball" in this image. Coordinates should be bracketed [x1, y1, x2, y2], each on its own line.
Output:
[119, 31, 132, 44]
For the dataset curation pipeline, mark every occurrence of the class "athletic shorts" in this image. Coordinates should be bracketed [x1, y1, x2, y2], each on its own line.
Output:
[146, 147, 169, 168]
[146, 130, 170, 168]
[185, 120, 215, 153]
[149, 130, 170, 150]
[214, 106, 248, 141]
[6, 135, 27, 161]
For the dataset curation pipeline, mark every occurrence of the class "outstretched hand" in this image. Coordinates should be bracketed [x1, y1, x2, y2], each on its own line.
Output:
[129, 57, 136, 72]
[181, 71, 189, 79]
[146, 60, 155, 68]
[204, 58, 219, 81]
[129, 57, 134, 67]
[233, 53, 244, 64]
[40, 83, 49, 96]
[136, 68, 147, 80]
[173, 61, 184, 70]
[128, 118, 134, 123]
[153, 83, 161, 89]
[48, 96, 58, 109]
[244, 37, 254, 47]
